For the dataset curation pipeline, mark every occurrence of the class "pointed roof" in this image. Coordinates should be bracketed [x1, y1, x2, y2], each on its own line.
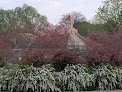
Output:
[45, 24, 51, 27]
[66, 15, 72, 21]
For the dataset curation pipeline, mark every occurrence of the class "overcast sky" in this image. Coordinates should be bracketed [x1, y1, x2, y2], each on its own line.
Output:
[0, 0, 104, 24]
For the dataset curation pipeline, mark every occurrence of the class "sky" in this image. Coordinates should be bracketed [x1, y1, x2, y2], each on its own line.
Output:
[0, 0, 104, 24]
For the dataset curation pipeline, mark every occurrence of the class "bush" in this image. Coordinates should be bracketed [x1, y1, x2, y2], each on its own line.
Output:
[0, 64, 122, 91]
[111, 27, 122, 65]
[54, 64, 94, 91]
[0, 54, 7, 67]
[90, 63, 122, 90]
[0, 65, 60, 92]
[85, 43, 112, 65]
[0, 64, 94, 92]
[85, 27, 122, 66]
[52, 51, 82, 71]
[20, 53, 45, 67]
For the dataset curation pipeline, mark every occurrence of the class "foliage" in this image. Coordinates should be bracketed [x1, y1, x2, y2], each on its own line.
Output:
[4, 64, 19, 69]
[0, 24, 69, 63]
[20, 53, 45, 67]
[54, 64, 94, 91]
[94, 0, 122, 30]
[74, 21, 90, 36]
[0, 65, 60, 92]
[89, 23, 108, 32]
[0, 35, 12, 56]
[90, 63, 122, 90]
[85, 26, 122, 66]
[0, 64, 122, 91]
[111, 26, 122, 65]
[35, 29, 69, 49]
[33, 30, 69, 56]
[85, 30, 112, 65]
[52, 51, 82, 71]
[0, 54, 7, 67]
[0, 4, 48, 31]
[0, 64, 93, 92]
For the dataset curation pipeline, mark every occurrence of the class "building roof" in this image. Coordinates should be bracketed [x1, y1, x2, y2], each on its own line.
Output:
[66, 15, 72, 21]
[68, 34, 85, 46]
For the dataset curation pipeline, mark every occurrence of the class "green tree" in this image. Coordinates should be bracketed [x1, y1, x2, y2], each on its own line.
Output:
[89, 23, 109, 32]
[74, 21, 90, 36]
[94, 0, 122, 30]
[0, 4, 48, 31]
[0, 9, 13, 29]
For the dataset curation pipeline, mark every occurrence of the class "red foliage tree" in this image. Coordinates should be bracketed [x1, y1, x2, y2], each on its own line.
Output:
[111, 26, 122, 65]
[0, 25, 70, 64]
[85, 26, 122, 66]
[20, 52, 45, 67]
[52, 51, 82, 71]
[29, 29, 69, 58]
[0, 25, 35, 63]
[0, 35, 12, 58]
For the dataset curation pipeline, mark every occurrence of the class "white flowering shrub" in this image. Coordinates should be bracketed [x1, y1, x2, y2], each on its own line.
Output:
[0, 64, 121, 92]
[116, 66, 122, 89]
[0, 65, 60, 92]
[91, 63, 122, 90]
[54, 64, 94, 91]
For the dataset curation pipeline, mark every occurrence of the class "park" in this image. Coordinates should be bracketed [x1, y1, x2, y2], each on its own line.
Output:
[0, 0, 122, 92]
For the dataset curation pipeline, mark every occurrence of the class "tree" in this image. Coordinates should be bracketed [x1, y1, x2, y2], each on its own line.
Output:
[85, 26, 122, 66]
[60, 11, 90, 36]
[0, 4, 48, 31]
[30, 29, 69, 57]
[89, 23, 109, 32]
[94, 0, 122, 29]
[0, 35, 12, 59]
[75, 21, 90, 36]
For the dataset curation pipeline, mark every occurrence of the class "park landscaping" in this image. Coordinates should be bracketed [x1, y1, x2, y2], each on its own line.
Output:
[0, 0, 121, 91]
[0, 23, 122, 92]
[0, 46, 122, 92]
